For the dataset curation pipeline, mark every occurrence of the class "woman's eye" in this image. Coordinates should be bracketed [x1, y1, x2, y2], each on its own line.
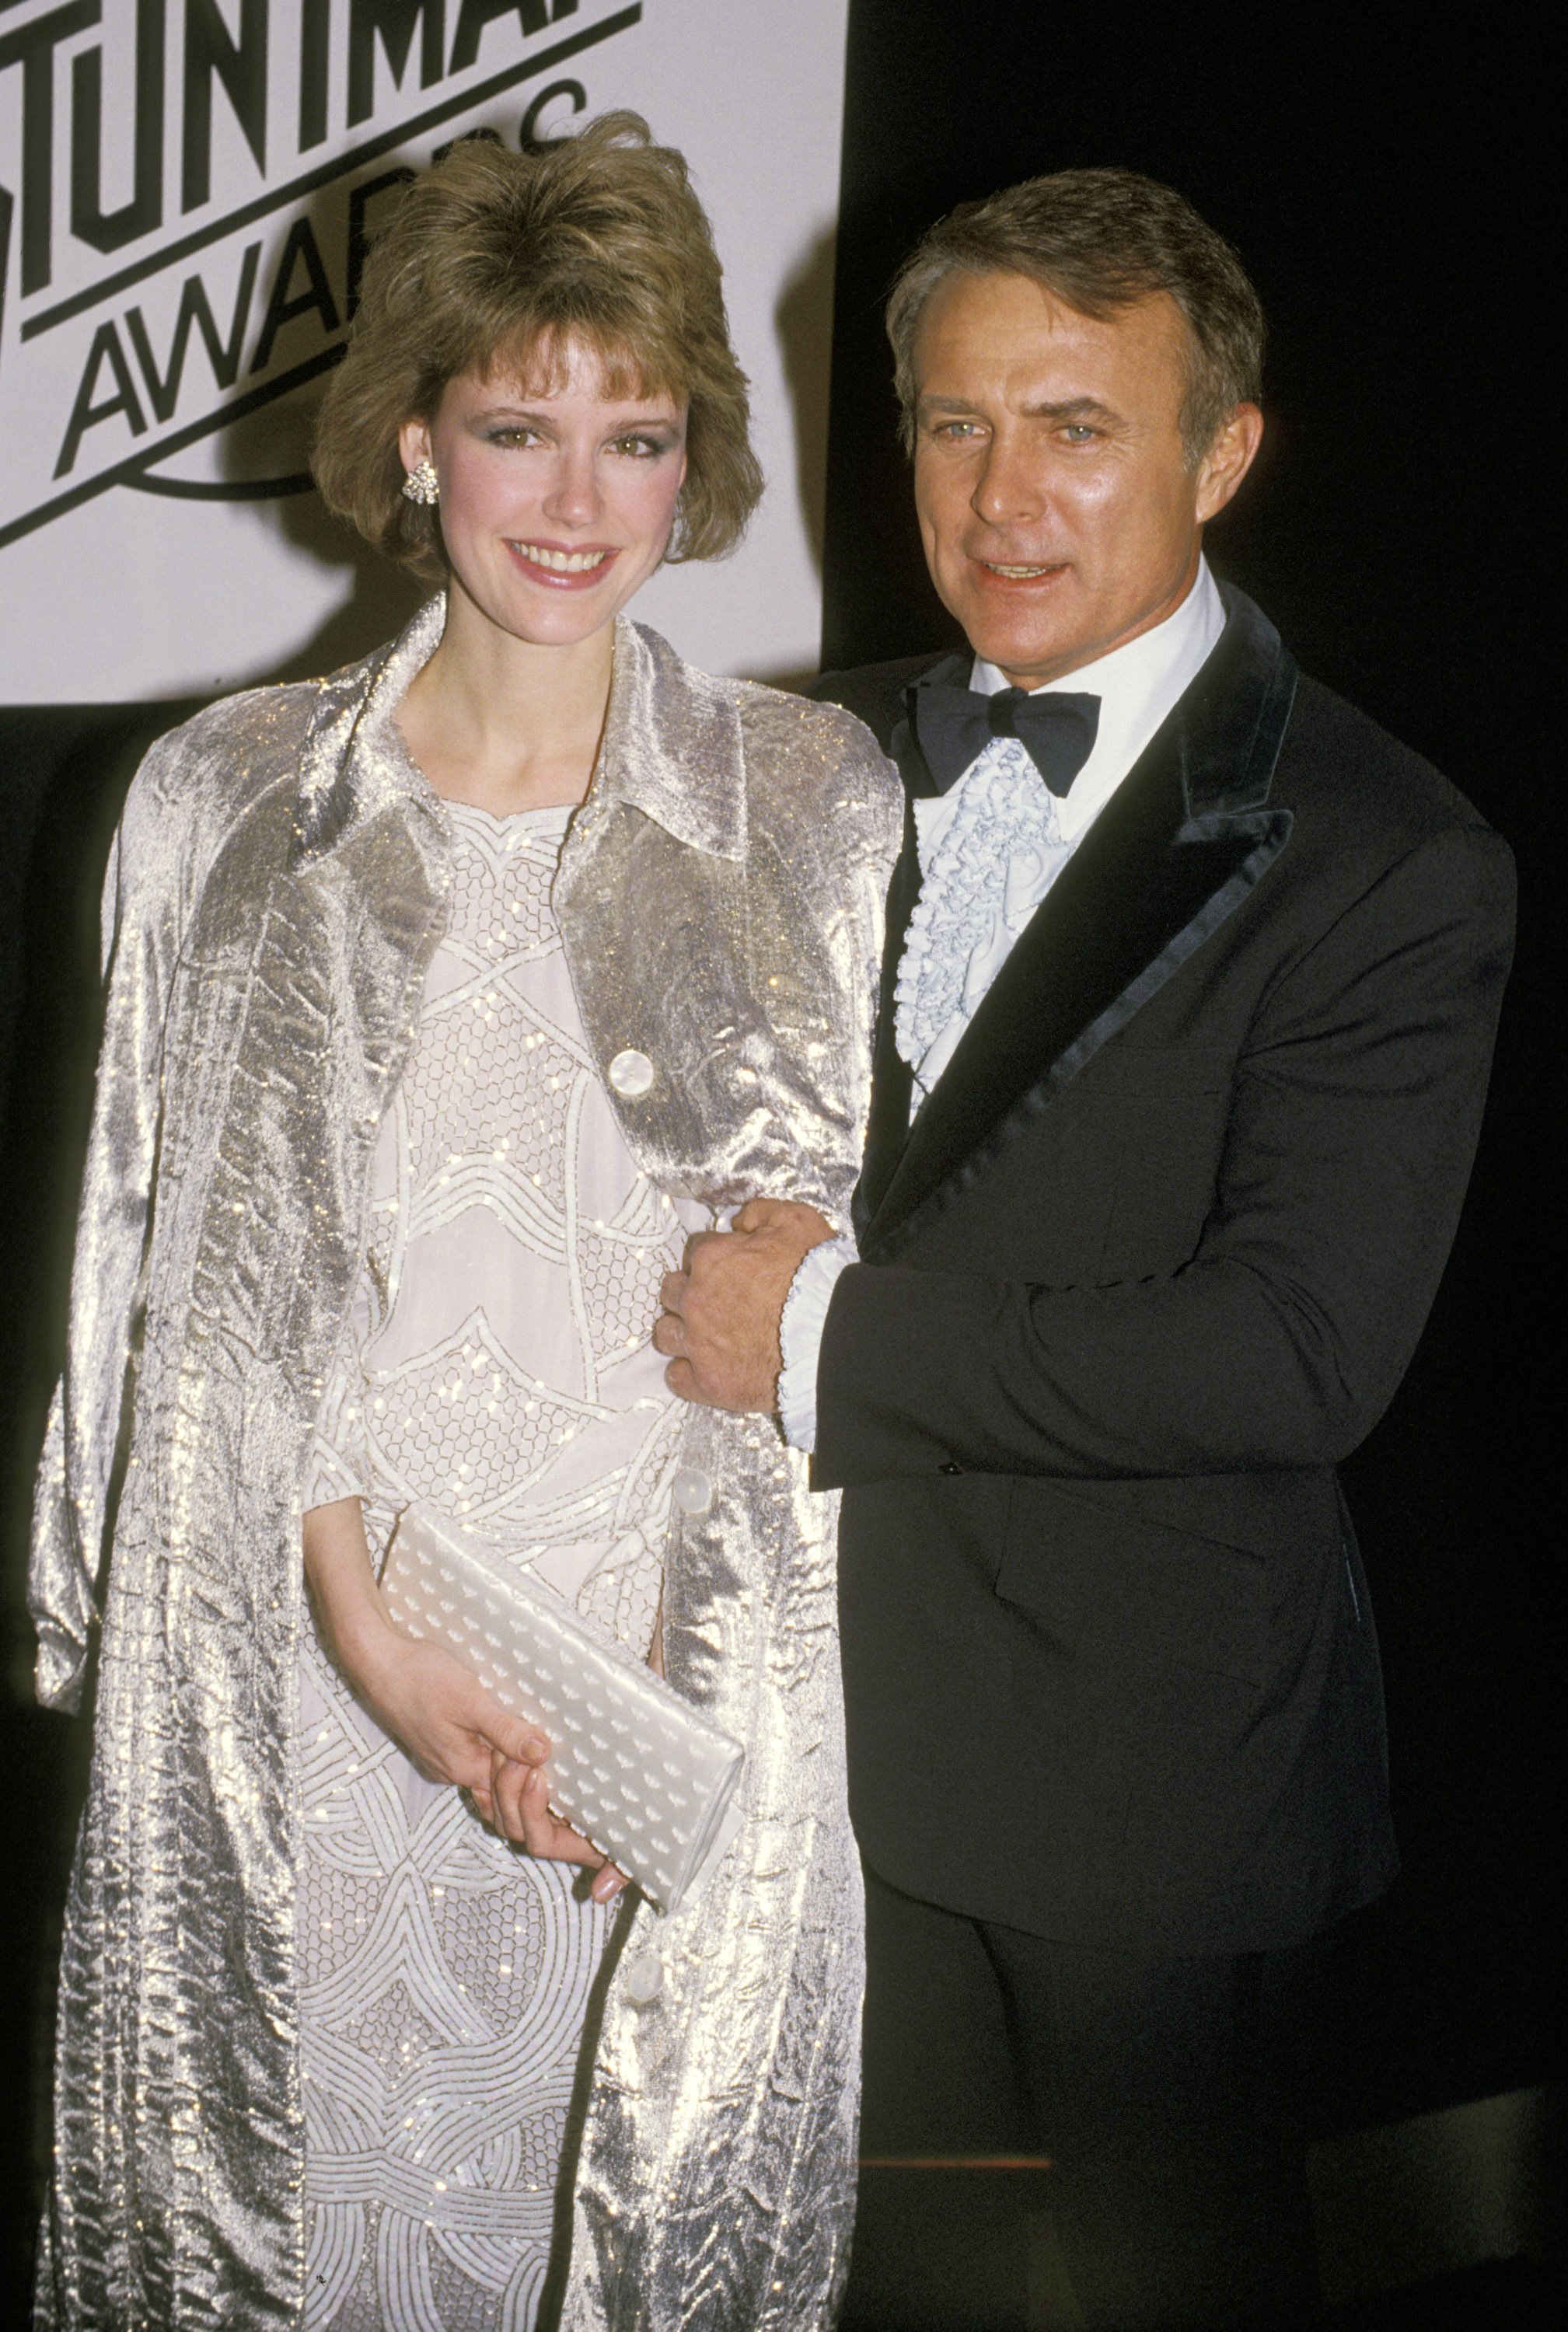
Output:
[488, 427, 542, 449]
[613, 435, 671, 458]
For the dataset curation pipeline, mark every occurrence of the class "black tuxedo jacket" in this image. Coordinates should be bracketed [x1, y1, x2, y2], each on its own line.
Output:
[805, 590, 1514, 1953]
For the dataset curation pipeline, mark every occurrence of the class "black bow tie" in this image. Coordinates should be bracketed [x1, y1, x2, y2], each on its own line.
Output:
[909, 674, 1101, 797]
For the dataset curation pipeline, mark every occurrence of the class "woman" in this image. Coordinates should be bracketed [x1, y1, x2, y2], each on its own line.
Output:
[30, 117, 899, 2330]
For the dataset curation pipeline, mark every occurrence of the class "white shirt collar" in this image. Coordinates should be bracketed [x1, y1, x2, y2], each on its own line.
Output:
[969, 558, 1227, 840]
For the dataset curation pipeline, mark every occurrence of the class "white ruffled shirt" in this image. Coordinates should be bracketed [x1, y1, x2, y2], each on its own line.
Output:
[778, 562, 1228, 1451]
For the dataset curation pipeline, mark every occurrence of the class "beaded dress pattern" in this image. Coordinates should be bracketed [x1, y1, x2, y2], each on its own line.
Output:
[300, 800, 701, 2327]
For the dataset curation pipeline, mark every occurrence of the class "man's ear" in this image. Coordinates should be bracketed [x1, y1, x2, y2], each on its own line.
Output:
[1196, 403, 1264, 524]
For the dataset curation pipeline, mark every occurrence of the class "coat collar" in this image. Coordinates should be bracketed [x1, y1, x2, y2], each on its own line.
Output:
[290, 596, 445, 866]
[857, 586, 1297, 1258]
[291, 601, 746, 869]
[590, 616, 747, 861]
[889, 652, 968, 797]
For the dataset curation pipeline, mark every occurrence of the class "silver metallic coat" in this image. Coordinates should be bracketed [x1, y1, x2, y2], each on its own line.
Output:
[29, 601, 901, 2330]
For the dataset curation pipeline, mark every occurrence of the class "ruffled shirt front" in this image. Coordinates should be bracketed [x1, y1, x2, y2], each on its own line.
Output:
[895, 740, 1075, 1111]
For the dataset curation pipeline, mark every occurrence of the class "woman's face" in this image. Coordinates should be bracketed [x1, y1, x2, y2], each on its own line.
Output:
[400, 335, 689, 649]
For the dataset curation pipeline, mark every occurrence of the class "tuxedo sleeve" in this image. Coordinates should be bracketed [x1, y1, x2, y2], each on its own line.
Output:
[812, 823, 1516, 1485]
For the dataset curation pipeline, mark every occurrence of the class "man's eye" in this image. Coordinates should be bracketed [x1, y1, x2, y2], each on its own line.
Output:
[1062, 424, 1098, 444]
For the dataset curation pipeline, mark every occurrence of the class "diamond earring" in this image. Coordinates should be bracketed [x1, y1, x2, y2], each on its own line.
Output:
[401, 459, 439, 506]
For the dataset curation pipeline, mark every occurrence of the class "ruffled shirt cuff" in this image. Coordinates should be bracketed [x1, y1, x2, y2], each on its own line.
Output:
[777, 1236, 857, 1453]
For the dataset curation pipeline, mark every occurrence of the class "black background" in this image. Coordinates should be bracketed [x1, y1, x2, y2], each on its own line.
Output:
[819, 0, 1559, 2141]
[1, 0, 1559, 2306]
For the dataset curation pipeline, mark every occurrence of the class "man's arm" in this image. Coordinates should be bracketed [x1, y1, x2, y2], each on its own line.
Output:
[777, 1235, 857, 1449]
[814, 824, 1514, 1486]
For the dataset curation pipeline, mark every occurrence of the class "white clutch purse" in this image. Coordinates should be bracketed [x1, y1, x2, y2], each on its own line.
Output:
[379, 1506, 746, 1917]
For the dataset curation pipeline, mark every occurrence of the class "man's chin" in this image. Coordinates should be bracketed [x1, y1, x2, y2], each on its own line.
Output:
[944, 575, 1098, 682]
[960, 618, 1094, 687]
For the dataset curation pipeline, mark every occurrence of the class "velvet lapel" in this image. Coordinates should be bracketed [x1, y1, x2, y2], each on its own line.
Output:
[859, 589, 1298, 1262]
[852, 652, 966, 1241]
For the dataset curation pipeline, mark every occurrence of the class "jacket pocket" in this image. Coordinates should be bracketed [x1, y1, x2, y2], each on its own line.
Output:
[995, 1478, 1269, 1688]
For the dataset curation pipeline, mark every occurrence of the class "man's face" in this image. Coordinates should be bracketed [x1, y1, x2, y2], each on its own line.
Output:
[910, 270, 1260, 686]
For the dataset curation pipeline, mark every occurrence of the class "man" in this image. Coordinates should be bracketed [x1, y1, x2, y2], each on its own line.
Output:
[655, 169, 1514, 2328]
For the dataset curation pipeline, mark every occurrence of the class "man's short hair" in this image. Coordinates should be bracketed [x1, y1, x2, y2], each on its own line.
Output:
[886, 167, 1266, 464]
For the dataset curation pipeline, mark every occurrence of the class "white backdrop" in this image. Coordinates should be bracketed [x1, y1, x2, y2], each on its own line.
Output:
[0, 0, 849, 700]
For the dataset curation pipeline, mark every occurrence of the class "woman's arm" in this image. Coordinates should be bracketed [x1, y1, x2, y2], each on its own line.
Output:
[653, 713, 896, 1409]
[303, 1498, 627, 1899]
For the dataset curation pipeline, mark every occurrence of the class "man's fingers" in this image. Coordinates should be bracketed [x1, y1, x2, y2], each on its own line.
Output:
[680, 1229, 725, 1271]
[659, 1269, 690, 1314]
[732, 1197, 784, 1233]
[651, 1311, 683, 1358]
[663, 1356, 708, 1404]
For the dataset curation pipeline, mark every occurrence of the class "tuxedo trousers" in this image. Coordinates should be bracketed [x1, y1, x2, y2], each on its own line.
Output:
[843, 1866, 1326, 2332]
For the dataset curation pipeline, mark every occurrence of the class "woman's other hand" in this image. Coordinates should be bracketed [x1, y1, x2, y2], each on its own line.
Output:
[302, 1498, 623, 1895]
[489, 1755, 628, 1901]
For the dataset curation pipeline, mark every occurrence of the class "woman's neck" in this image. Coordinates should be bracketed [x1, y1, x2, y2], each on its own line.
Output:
[396, 588, 615, 814]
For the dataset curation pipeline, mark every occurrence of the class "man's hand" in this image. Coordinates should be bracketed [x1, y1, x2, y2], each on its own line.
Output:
[655, 1198, 834, 1412]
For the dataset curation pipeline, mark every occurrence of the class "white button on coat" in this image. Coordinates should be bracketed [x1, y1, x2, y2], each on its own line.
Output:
[623, 1950, 663, 2006]
[607, 1049, 655, 1098]
[671, 1468, 714, 1517]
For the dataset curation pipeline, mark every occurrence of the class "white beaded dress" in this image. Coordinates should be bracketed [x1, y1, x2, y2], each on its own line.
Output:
[299, 799, 703, 2331]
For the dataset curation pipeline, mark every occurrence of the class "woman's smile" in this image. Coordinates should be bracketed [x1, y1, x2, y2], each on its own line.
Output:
[505, 536, 620, 588]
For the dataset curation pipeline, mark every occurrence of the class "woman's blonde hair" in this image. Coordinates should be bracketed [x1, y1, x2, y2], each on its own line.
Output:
[313, 113, 762, 580]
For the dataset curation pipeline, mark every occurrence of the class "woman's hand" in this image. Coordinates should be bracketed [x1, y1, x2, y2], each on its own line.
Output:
[345, 1619, 542, 1807]
[488, 1756, 627, 1900]
[302, 1499, 626, 1899]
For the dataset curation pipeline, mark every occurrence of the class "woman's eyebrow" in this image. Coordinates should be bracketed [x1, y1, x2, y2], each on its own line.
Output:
[469, 403, 683, 427]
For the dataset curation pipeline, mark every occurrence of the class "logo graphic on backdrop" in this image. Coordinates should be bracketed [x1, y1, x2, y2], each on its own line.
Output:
[0, 0, 849, 701]
[0, 0, 641, 550]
